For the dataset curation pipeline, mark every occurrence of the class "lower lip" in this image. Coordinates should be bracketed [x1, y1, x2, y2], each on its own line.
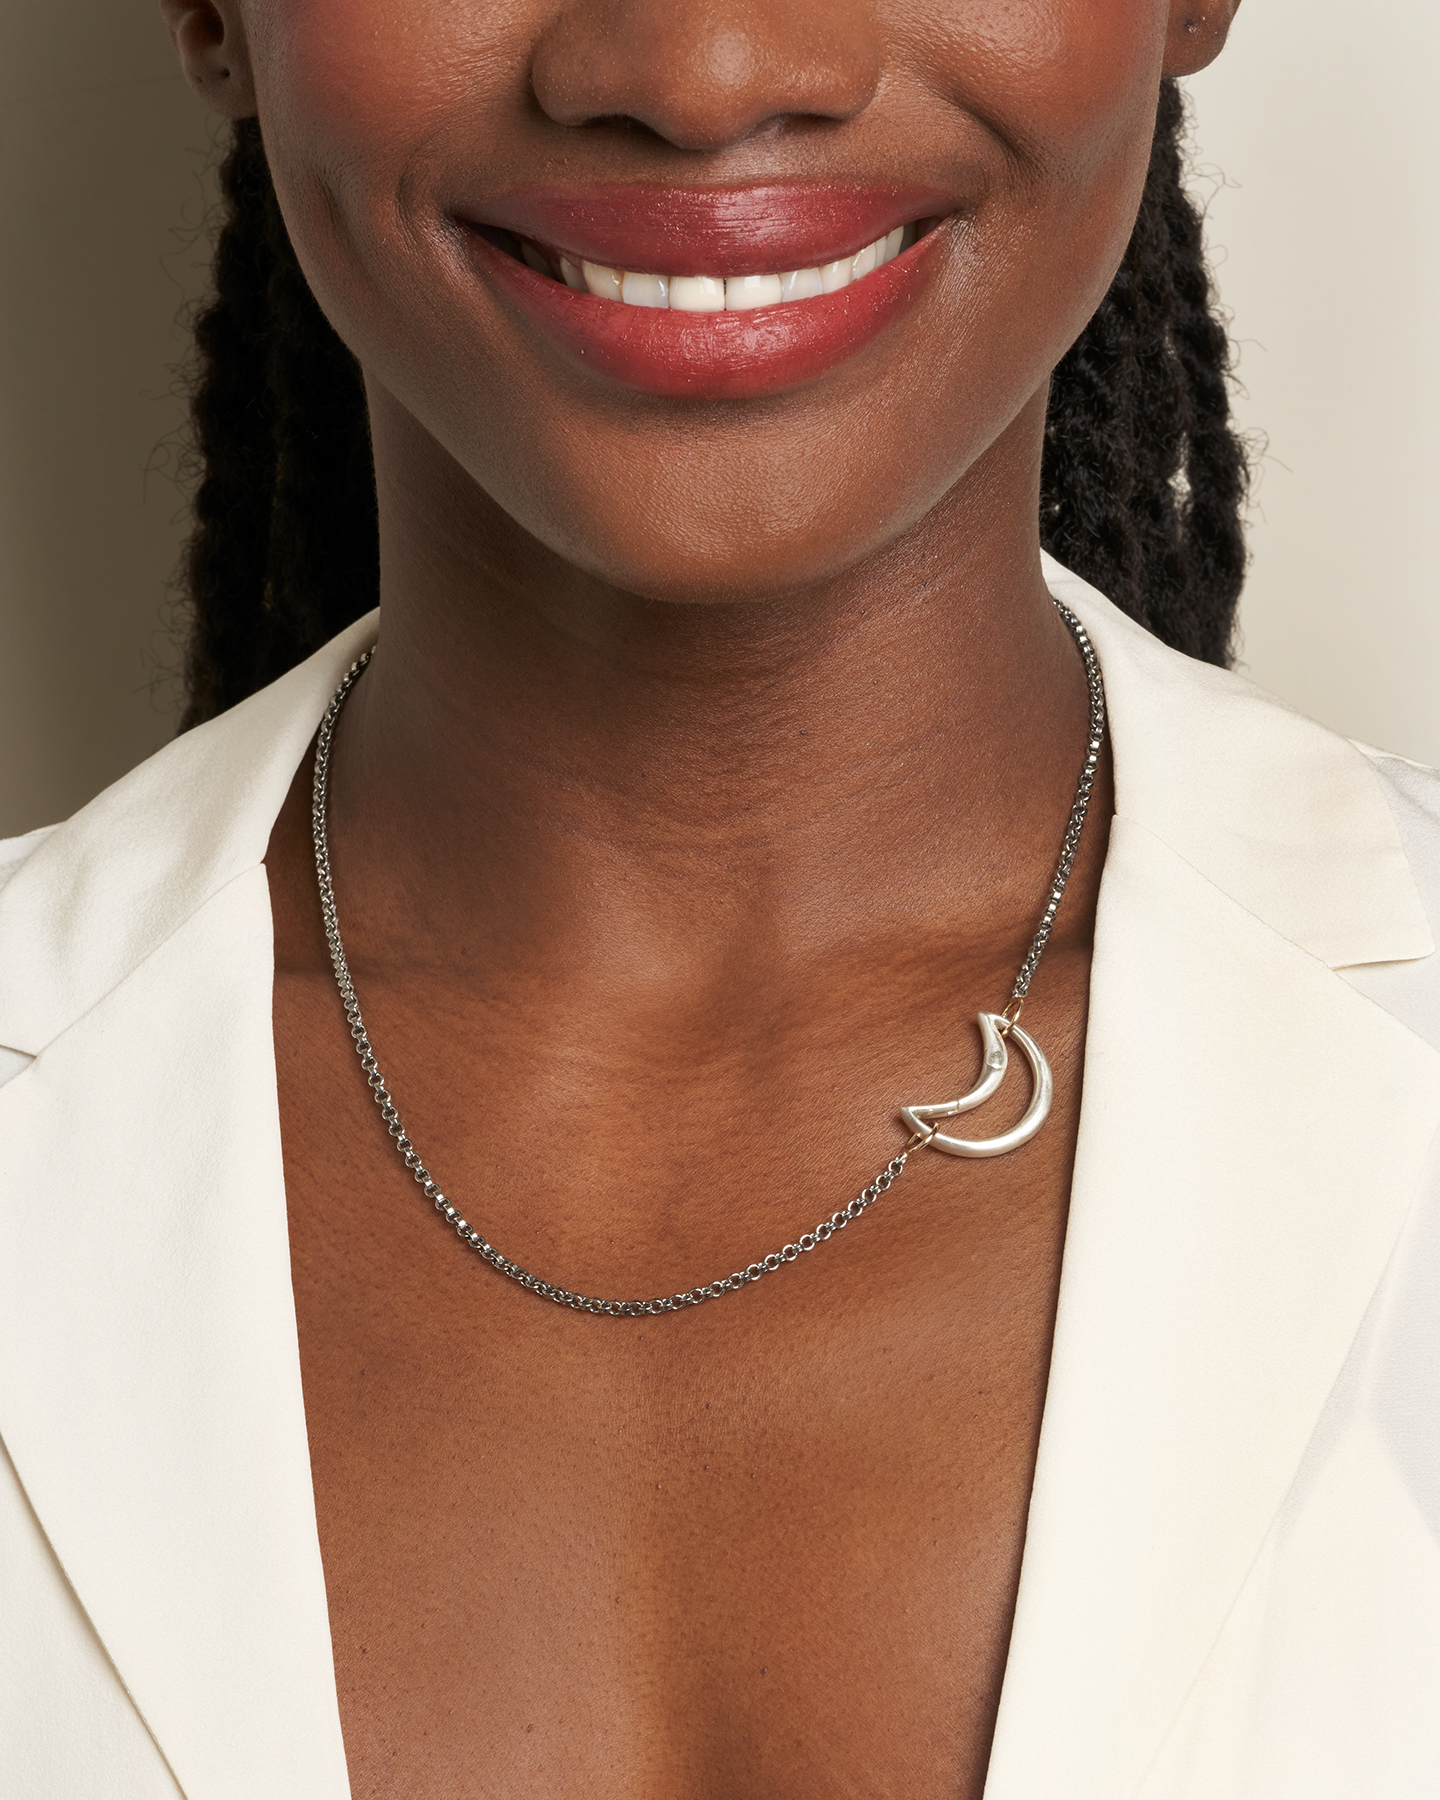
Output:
[467, 230, 940, 401]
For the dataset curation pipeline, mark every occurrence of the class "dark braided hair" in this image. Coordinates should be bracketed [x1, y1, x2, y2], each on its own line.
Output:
[1040, 77, 1247, 663]
[178, 117, 378, 727]
[177, 78, 1246, 725]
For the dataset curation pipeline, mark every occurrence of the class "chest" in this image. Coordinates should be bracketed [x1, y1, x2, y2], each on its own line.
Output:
[278, 974, 1079, 1800]
[313, 1309, 1047, 1796]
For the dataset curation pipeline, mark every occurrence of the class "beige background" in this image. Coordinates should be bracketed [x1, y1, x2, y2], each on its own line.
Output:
[1187, 4, 1440, 769]
[1, 8, 214, 838]
[1, 3, 1436, 840]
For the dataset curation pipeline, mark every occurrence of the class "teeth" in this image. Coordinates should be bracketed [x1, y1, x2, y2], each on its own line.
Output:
[542, 225, 920, 312]
[581, 260, 623, 301]
[725, 272, 783, 311]
[621, 270, 669, 308]
[669, 274, 726, 312]
[779, 268, 824, 301]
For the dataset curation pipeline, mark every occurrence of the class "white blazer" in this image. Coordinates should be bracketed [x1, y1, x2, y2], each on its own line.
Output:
[2, 558, 1438, 1799]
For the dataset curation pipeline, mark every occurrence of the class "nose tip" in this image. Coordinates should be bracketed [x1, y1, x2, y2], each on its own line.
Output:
[532, 0, 881, 153]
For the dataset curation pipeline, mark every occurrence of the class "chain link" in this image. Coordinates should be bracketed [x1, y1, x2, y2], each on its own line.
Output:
[310, 596, 1106, 1314]
[1008, 601, 1107, 1006]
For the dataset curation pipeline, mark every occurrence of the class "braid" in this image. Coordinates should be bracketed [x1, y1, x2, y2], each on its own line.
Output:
[178, 117, 377, 729]
[178, 84, 1247, 719]
[1041, 77, 1249, 665]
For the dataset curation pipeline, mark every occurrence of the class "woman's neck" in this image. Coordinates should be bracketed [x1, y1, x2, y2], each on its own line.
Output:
[318, 386, 1094, 997]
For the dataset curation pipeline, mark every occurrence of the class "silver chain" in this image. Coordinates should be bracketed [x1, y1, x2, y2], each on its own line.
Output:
[310, 597, 1107, 1316]
[1007, 601, 1108, 1013]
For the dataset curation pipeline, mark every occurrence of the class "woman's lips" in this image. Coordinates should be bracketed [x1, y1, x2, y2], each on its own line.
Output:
[459, 184, 951, 401]
[473, 182, 953, 276]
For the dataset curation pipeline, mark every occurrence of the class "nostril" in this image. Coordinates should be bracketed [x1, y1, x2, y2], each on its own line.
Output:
[584, 115, 670, 143]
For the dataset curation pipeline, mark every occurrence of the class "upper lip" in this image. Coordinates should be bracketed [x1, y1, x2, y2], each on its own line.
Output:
[459, 182, 954, 277]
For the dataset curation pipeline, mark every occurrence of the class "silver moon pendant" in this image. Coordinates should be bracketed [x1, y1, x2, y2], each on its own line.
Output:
[899, 1011, 1054, 1159]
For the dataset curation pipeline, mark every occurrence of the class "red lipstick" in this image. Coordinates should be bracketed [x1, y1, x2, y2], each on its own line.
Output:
[476, 183, 950, 277]
[459, 184, 950, 401]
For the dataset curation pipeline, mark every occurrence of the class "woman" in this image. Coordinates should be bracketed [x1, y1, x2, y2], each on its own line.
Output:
[2, 0, 1437, 1794]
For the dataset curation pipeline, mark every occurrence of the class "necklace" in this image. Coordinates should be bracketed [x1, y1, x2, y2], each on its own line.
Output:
[311, 597, 1106, 1317]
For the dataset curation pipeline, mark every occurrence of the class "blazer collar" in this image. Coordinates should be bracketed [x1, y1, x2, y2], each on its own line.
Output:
[1043, 552, 1432, 971]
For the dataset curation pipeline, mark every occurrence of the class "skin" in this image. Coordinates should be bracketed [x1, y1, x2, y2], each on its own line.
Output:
[165, 1, 1238, 1795]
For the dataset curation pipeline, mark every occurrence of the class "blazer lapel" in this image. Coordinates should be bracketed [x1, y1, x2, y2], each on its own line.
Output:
[0, 618, 377, 1799]
[982, 818, 1440, 1799]
[0, 873, 349, 1797]
[983, 569, 1440, 1799]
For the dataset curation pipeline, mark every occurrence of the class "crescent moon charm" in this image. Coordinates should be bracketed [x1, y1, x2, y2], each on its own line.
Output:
[900, 1011, 1054, 1159]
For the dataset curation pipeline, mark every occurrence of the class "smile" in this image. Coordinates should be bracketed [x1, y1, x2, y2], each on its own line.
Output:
[500, 220, 923, 312]
[460, 184, 952, 401]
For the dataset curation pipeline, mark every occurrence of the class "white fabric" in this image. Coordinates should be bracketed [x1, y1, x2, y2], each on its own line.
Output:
[1128, 750, 1440, 1800]
[0, 825, 52, 1092]
[1, 560, 1437, 1798]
